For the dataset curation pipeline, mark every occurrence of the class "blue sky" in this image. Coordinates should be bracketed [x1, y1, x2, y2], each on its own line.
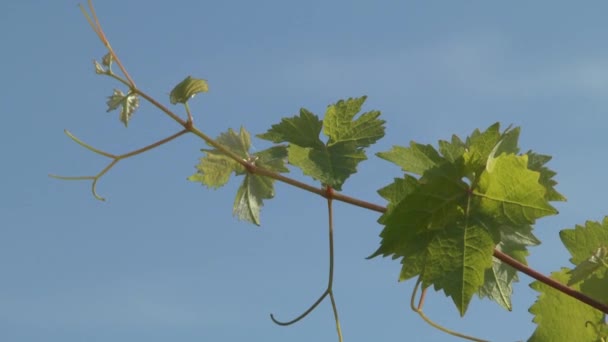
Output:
[2, 1, 608, 341]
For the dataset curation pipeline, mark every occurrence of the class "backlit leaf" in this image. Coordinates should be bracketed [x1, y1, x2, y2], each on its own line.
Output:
[189, 127, 287, 225]
[106, 89, 139, 127]
[170, 76, 209, 105]
[259, 96, 385, 190]
[528, 269, 604, 342]
[373, 123, 561, 315]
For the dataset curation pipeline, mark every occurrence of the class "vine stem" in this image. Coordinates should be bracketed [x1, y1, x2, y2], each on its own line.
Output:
[493, 250, 608, 313]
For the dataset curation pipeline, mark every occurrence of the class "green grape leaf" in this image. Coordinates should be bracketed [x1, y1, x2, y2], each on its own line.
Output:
[170, 76, 209, 105]
[373, 123, 561, 315]
[258, 97, 384, 190]
[232, 145, 288, 225]
[528, 269, 605, 342]
[580, 274, 608, 305]
[464, 123, 519, 175]
[377, 142, 444, 176]
[189, 128, 287, 225]
[527, 151, 567, 201]
[438, 135, 466, 163]
[377, 175, 418, 217]
[478, 238, 530, 311]
[568, 247, 608, 286]
[323, 96, 385, 148]
[423, 223, 495, 316]
[106, 89, 140, 127]
[371, 162, 469, 259]
[257, 108, 324, 148]
[188, 151, 240, 188]
[474, 154, 558, 227]
[560, 217, 608, 265]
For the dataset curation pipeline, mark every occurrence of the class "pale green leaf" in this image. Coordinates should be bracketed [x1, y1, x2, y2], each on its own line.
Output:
[474, 154, 557, 226]
[170, 76, 209, 105]
[528, 269, 604, 342]
[188, 152, 239, 188]
[560, 217, 608, 265]
[233, 172, 274, 226]
[106, 89, 139, 127]
[568, 247, 608, 286]
[189, 128, 287, 225]
[527, 151, 566, 202]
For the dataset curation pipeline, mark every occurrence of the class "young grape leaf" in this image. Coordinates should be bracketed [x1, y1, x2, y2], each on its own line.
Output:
[528, 269, 605, 342]
[170, 76, 209, 105]
[189, 127, 287, 225]
[258, 96, 385, 190]
[106, 89, 139, 127]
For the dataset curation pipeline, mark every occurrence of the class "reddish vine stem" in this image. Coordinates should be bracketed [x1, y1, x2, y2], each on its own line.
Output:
[493, 250, 608, 313]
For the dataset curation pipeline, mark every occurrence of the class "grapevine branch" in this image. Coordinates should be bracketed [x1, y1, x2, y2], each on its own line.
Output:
[65, 1, 608, 339]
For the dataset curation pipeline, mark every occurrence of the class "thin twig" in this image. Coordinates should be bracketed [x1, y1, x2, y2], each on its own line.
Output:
[50, 129, 188, 200]
[270, 186, 343, 342]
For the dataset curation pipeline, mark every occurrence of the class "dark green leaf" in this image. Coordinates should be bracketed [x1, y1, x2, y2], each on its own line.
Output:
[377, 142, 444, 176]
[257, 108, 324, 148]
[423, 223, 495, 316]
[438, 135, 466, 163]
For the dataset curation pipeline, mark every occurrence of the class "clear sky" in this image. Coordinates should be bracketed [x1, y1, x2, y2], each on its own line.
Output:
[2, 1, 608, 341]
